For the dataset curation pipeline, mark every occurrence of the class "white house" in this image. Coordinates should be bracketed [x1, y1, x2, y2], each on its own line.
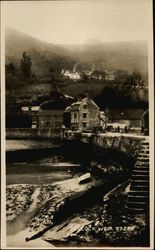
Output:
[62, 70, 81, 80]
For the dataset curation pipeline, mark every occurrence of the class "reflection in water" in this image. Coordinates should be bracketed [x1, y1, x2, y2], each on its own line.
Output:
[7, 171, 73, 185]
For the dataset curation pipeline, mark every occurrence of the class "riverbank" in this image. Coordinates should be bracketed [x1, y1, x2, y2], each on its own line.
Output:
[5, 138, 149, 247]
[43, 180, 149, 247]
[6, 175, 149, 247]
[6, 175, 102, 247]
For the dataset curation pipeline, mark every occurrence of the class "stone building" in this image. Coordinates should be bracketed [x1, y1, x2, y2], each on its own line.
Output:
[64, 96, 101, 131]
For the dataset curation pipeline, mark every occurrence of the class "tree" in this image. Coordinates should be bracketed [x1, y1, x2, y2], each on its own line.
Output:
[122, 71, 146, 100]
[91, 70, 106, 80]
[5, 63, 16, 76]
[131, 71, 145, 92]
[20, 52, 32, 78]
[81, 73, 88, 82]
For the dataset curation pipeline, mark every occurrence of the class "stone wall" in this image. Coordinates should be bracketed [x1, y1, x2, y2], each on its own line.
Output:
[6, 128, 62, 139]
[81, 133, 148, 158]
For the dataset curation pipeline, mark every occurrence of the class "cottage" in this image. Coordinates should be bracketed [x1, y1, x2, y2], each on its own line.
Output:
[62, 70, 81, 80]
[105, 74, 115, 81]
[64, 96, 101, 131]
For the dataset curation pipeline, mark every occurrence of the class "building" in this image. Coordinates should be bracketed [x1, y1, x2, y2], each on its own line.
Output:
[141, 109, 149, 135]
[105, 109, 146, 129]
[64, 96, 102, 131]
[21, 105, 40, 112]
[106, 75, 115, 81]
[100, 111, 108, 130]
[21, 104, 40, 128]
[62, 70, 81, 80]
[38, 109, 64, 128]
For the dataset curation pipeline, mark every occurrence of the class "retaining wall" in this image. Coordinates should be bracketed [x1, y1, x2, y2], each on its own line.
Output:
[6, 128, 62, 139]
[81, 133, 148, 157]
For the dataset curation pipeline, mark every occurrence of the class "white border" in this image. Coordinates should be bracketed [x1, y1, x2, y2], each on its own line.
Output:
[1, 0, 154, 249]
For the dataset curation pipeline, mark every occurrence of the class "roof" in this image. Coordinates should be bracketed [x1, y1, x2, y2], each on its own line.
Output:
[39, 109, 64, 116]
[65, 96, 100, 112]
[106, 109, 145, 120]
[82, 97, 100, 110]
[40, 100, 68, 110]
[141, 109, 149, 119]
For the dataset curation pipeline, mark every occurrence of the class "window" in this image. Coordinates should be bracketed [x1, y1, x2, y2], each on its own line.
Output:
[83, 104, 87, 109]
[83, 122, 87, 128]
[74, 113, 77, 119]
[83, 113, 87, 119]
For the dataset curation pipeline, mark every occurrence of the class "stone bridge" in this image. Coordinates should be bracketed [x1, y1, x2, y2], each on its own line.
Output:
[66, 131, 150, 214]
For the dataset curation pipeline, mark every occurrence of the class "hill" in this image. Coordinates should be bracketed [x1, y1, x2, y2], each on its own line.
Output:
[5, 27, 148, 77]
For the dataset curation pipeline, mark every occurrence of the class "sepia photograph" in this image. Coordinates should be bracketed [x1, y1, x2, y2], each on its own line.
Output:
[1, 0, 154, 248]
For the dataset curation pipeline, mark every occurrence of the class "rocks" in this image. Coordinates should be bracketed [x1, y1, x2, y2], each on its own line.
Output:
[27, 185, 58, 231]
[6, 184, 35, 220]
[26, 177, 98, 233]
[78, 173, 91, 184]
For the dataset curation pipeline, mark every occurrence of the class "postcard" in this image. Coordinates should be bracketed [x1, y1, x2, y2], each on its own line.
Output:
[1, 0, 154, 249]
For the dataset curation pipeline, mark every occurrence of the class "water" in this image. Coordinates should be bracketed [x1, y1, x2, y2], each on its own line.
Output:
[6, 163, 74, 185]
[6, 139, 82, 243]
[6, 140, 82, 185]
[6, 139, 60, 151]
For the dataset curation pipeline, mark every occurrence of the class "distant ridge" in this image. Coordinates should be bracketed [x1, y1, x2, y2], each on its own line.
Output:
[5, 27, 148, 77]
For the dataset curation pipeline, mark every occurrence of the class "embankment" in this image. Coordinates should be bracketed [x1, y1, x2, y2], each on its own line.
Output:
[6, 128, 63, 140]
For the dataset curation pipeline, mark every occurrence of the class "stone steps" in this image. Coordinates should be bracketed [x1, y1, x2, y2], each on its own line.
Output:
[131, 180, 149, 186]
[127, 139, 149, 214]
[131, 174, 149, 180]
[135, 162, 149, 167]
[128, 201, 147, 209]
[138, 153, 149, 157]
[128, 195, 149, 202]
[136, 158, 149, 162]
[128, 207, 146, 214]
[129, 190, 148, 196]
[134, 168, 149, 173]
[130, 185, 149, 191]
[133, 170, 149, 174]
[142, 141, 149, 145]
[139, 150, 149, 154]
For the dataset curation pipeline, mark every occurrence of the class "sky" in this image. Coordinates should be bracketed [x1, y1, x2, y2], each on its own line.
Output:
[2, 0, 153, 45]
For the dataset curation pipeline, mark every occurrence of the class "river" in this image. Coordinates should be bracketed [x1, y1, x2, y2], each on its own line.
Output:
[6, 140, 84, 185]
[6, 140, 87, 247]
[5, 139, 143, 248]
